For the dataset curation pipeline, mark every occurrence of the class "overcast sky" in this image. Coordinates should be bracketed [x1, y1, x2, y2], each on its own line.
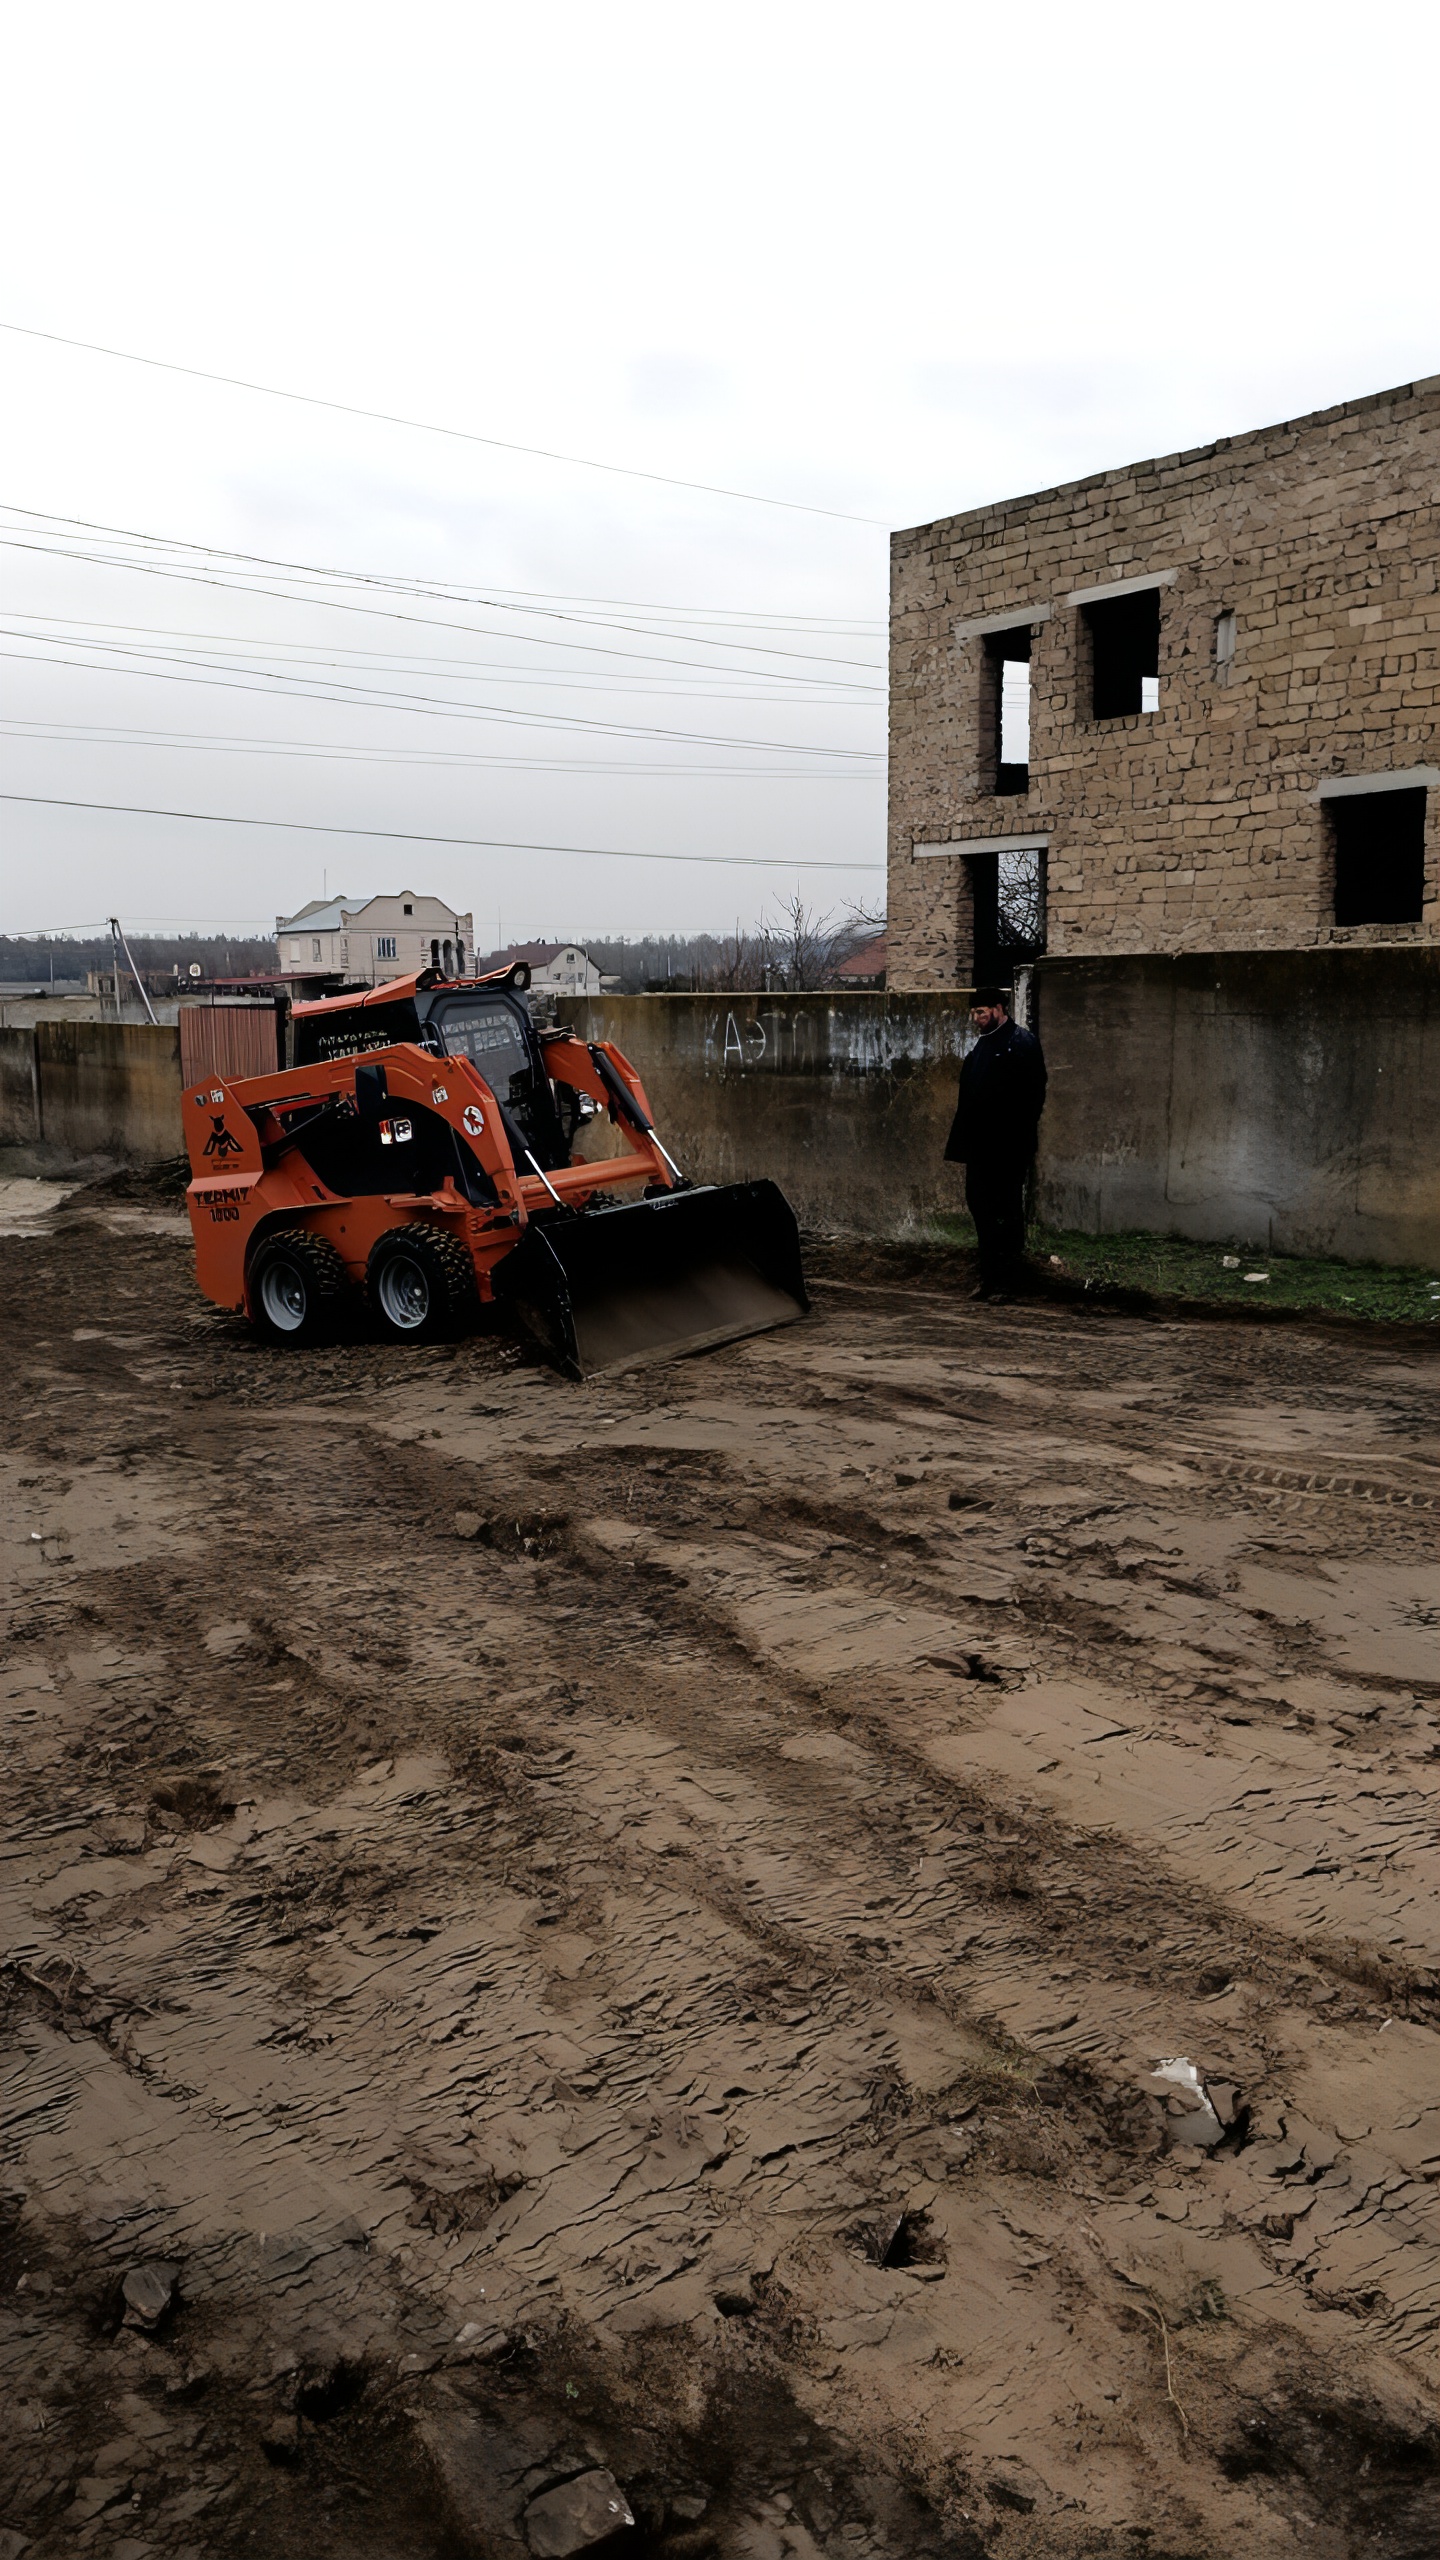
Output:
[3, 0, 1439, 948]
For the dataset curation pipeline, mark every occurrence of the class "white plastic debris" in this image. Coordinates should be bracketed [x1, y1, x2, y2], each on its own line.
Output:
[1243, 1272, 1270, 1284]
[1146, 2057, 1225, 2148]
[1221, 1255, 1240, 1270]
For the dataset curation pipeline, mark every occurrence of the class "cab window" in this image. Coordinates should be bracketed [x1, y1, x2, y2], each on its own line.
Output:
[430, 998, 532, 1100]
[430, 996, 569, 1169]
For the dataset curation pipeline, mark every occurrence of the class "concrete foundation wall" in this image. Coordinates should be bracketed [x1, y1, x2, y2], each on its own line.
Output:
[1034, 949, 1440, 1264]
[4, 975, 1434, 1269]
[0, 1028, 41, 1144]
[560, 992, 972, 1233]
[0, 1021, 184, 1158]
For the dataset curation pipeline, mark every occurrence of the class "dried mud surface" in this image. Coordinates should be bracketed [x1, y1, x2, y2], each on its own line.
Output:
[3, 1192, 1440, 2560]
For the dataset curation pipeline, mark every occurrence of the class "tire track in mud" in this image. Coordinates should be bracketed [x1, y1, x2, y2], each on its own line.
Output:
[4, 1211, 1440, 2558]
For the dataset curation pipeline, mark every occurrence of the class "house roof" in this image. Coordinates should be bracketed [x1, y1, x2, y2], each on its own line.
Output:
[276, 898, 354, 933]
[277, 893, 469, 933]
[835, 932, 887, 980]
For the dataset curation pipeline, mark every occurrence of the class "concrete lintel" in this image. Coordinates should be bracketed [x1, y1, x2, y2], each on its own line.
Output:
[1315, 767, 1440, 800]
[953, 603, 1053, 642]
[912, 834, 1051, 860]
[1065, 569, 1178, 607]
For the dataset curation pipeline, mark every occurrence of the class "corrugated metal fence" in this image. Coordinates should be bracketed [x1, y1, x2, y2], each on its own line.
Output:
[178, 1003, 282, 1087]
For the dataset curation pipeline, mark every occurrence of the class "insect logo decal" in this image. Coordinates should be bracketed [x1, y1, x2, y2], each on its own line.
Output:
[202, 1115, 244, 1160]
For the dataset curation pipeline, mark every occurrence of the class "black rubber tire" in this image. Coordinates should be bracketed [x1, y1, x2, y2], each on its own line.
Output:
[366, 1223, 478, 1343]
[247, 1229, 350, 1346]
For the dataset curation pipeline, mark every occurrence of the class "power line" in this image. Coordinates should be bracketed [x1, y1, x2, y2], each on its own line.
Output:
[0, 515, 887, 673]
[3, 544, 886, 681]
[0, 716, 879, 779]
[0, 320, 888, 526]
[4, 917, 271, 934]
[1, 505, 885, 626]
[2, 612, 881, 699]
[0, 641, 883, 757]
[0, 791, 883, 872]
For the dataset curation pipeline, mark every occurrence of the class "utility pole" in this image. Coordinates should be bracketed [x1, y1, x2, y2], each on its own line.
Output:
[110, 918, 159, 1026]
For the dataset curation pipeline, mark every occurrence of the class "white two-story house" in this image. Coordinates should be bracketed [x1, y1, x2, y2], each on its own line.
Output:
[276, 893, 474, 985]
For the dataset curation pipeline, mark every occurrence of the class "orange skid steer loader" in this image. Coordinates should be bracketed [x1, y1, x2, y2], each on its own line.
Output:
[183, 963, 808, 1378]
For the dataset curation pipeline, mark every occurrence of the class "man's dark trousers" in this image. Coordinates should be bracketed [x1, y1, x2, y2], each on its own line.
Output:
[965, 1155, 1028, 1296]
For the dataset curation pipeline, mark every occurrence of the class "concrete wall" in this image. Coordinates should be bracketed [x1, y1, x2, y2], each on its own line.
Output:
[0, 995, 978, 1233]
[1033, 949, 1440, 1265]
[5, 972, 1435, 1269]
[889, 373, 1440, 988]
[0, 1028, 41, 1145]
[560, 991, 972, 1233]
[0, 1021, 184, 1159]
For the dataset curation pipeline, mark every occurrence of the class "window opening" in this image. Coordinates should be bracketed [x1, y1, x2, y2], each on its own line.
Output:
[375, 935, 396, 960]
[1215, 609, 1236, 671]
[1085, 587, 1160, 720]
[968, 846, 1046, 983]
[403, 902, 413, 915]
[311, 938, 321, 960]
[984, 628, 1031, 794]
[430, 996, 568, 1168]
[430, 938, 441, 965]
[1330, 788, 1427, 926]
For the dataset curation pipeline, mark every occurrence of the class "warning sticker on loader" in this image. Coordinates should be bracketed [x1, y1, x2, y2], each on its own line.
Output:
[462, 1104, 485, 1135]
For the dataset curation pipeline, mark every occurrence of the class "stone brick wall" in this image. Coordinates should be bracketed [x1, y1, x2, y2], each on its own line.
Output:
[889, 377, 1440, 989]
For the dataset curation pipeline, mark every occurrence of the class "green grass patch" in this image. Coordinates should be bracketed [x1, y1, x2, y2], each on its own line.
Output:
[924, 1214, 1440, 1325]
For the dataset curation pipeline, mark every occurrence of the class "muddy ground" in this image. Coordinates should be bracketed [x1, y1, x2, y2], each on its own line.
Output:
[2, 1181, 1439, 2560]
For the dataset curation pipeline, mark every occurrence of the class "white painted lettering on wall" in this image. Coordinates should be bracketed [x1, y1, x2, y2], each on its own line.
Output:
[723, 1013, 768, 1068]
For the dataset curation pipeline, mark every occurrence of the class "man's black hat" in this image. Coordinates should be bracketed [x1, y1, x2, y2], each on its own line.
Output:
[971, 983, 1010, 1010]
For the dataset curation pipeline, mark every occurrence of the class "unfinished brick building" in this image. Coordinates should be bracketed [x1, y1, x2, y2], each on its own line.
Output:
[888, 376, 1440, 990]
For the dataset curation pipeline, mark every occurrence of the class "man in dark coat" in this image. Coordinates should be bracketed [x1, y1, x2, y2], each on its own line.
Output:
[944, 985, 1047, 1298]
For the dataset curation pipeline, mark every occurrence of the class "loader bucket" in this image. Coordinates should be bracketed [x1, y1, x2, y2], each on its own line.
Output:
[491, 1179, 809, 1380]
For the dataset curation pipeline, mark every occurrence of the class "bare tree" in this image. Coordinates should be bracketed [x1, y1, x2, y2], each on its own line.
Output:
[699, 920, 771, 992]
[688, 899, 890, 992]
[994, 849, 1045, 956]
[586, 902, 887, 995]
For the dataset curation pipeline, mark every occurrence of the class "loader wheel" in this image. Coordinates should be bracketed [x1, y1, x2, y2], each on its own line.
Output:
[248, 1229, 349, 1346]
[367, 1225, 477, 1343]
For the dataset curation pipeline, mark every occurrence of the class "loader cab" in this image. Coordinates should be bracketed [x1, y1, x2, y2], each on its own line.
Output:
[425, 990, 569, 1171]
[291, 969, 570, 1172]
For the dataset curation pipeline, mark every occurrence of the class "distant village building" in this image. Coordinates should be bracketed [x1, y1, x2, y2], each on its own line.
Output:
[473, 941, 608, 994]
[276, 893, 473, 984]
